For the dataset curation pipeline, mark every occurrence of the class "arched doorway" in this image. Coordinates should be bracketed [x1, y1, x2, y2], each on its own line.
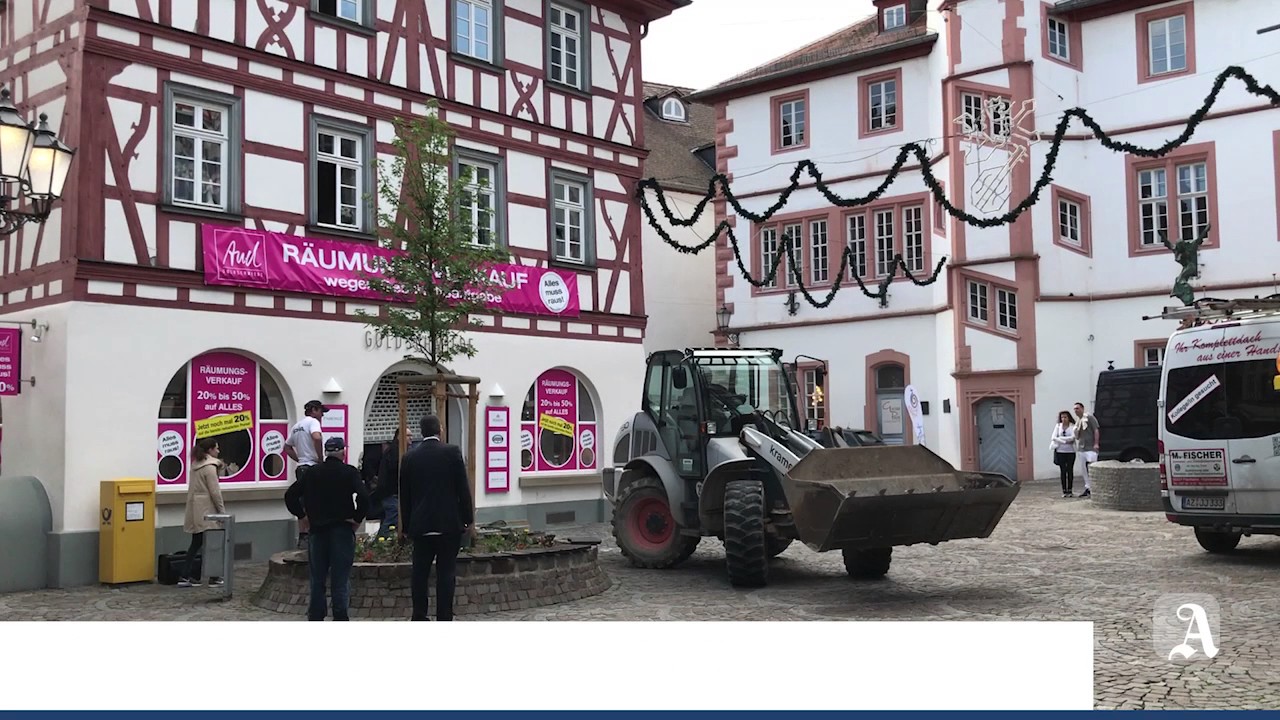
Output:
[155, 350, 292, 487]
[360, 367, 469, 480]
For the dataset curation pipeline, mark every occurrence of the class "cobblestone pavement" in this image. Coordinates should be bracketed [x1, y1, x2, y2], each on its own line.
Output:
[3, 480, 1280, 709]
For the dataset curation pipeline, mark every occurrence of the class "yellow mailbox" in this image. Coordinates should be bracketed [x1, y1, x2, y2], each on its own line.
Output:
[99, 479, 156, 584]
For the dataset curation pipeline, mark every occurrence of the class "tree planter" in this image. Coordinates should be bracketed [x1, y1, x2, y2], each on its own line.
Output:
[251, 542, 610, 617]
[1089, 461, 1163, 512]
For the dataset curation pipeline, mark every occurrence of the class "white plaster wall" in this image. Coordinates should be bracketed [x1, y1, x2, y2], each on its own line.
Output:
[641, 190, 716, 353]
[45, 302, 644, 533]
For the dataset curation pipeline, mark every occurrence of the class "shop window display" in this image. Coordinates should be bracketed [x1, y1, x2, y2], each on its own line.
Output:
[156, 351, 291, 487]
[519, 369, 598, 473]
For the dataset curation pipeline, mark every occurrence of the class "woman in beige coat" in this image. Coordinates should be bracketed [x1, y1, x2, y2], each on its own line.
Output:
[180, 438, 227, 587]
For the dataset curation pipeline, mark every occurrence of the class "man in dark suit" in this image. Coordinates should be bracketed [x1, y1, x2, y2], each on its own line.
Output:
[398, 414, 474, 621]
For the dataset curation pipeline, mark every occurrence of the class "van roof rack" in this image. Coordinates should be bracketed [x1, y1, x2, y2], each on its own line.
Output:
[1143, 296, 1280, 326]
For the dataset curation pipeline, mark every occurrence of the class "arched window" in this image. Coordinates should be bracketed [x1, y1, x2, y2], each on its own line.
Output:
[661, 97, 686, 122]
[874, 363, 906, 445]
[156, 351, 291, 488]
[519, 368, 598, 473]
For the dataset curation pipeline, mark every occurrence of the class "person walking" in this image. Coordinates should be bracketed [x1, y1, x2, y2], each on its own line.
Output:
[179, 438, 227, 588]
[1073, 402, 1100, 499]
[372, 429, 402, 538]
[284, 399, 327, 549]
[284, 436, 369, 621]
[1050, 410, 1077, 497]
[399, 415, 473, 621]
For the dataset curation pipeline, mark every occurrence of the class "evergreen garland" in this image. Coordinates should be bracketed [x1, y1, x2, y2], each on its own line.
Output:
[637, 66, 1280, 308]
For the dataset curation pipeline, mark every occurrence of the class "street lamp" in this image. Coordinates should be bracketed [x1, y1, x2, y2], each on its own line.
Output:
[715, 304, 738, 347]
[0, 87, 75, 237]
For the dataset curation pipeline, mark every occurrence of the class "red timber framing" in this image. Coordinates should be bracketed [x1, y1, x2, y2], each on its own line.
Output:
[0, 0, 681, 341]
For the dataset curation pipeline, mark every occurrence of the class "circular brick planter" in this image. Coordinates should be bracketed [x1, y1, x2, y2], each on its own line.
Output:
[251, 542, 610, 617]
[1089, 460, 1163, 512]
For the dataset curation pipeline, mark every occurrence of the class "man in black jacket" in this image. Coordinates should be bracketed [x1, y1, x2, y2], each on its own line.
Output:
[285, 436, 369, 621]
[399, 414, 474, 621]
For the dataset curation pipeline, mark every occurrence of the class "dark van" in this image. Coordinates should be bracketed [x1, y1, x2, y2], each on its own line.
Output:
[1093, 366, 1161, 462]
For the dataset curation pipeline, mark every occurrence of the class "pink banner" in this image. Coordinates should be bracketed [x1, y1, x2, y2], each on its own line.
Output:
[200, 223, 580, 318]
[190, 351, 257, 483]
[0, 328, 21, 396]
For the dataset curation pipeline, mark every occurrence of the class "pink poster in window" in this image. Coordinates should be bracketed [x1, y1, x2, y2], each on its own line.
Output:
[520, 370, 597, 473]
[0, 328, 21, 396]
[189, 351, 258, 483]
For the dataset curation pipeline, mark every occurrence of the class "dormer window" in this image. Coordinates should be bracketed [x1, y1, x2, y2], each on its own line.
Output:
[661, 97, 687, 122]
[883, 4, 906, 30]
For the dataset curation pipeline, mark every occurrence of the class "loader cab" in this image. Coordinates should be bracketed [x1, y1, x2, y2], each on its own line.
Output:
[643, 348, 802, 480]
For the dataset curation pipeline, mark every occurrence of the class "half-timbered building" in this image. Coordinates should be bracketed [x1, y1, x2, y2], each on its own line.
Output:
[0, 0, 688, 587]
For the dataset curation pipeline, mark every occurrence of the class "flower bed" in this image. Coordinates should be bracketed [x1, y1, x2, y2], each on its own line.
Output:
[251, 527, 610, 618]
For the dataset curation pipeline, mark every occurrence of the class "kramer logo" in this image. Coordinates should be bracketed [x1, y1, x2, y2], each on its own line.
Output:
[216, 231, 268, 284]
[768, 445, 794, 471]
[1153, 594, 1221, 663]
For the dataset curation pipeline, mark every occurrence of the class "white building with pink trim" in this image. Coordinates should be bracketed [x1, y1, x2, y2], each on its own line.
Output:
[676, 0, 1280, 483]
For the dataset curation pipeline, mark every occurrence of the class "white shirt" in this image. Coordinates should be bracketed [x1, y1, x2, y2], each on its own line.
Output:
[286, 416, 323, 466]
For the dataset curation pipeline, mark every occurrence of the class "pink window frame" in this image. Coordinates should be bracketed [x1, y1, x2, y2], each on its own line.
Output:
[1040, 2, 1082, 71]
[960, 269, 1020, 339]
[1124, 141, 1218, 258]
[1135, 1, 1195, 85]
[953, 81, 1012, 148]
[858, 68, 904, 139]
[797, 360, 830, 431]
[770, 89, 811, 155]
[1133, 339, 1167, 368]
[1050, 184, 1092, 257]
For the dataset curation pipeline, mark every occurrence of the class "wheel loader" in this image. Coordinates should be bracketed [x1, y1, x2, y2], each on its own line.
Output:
[601, 347, 1021, 587]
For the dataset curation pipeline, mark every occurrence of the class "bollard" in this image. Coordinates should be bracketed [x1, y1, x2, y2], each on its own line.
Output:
[203, 513, 235, 599]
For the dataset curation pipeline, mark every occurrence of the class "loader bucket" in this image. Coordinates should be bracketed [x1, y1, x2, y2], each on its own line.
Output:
[777, 444, 1020, 553]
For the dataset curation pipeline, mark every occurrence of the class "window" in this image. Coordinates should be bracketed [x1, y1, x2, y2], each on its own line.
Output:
[1058, 197, 1082, 246]
[1148, 15, 1186, 76]
[902, 205, 923, 272]
[550, 171, 594, 265]
[867, 77, 897, 132]
[315, 0, 361, 23]
[1136, 161, 1209, 248]
[1138, 4, 1195, 83]
[873, 361, 907, 445]
[760, 226, 779, 288]
[996, 288, 1017, 332]
[810, 219, 828, 284]
[162, 83, 242, 214]
[520, 369, 599, 472]
[1047, 17, 1069, 61]
[660, 97, 686, 122]
[455, 151, 504, 247]
[454, 0, 496, 63]
[155, 351, 291, 489]
[846, 214, 867, 279]
[801, 365, 828, 431]
[781, 223, 802, 287]
[967, 281, 988, 323]
[883, 4, 906, 30]
[874, 209, 894, 277]
[1165, 358, 1280, 441]
[1141, 344, 1165, 367]
[772, 92, 808, 152]
[959, 91, 1010, 139]
[310, 118, 372, 233]
[548, 2, 587, 90]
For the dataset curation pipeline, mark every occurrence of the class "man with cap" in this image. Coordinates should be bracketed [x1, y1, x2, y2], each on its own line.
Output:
[285, 436, 369, 621]
[284, 400, 326, 549]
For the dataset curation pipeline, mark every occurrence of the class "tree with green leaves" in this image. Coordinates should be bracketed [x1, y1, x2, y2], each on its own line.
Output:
[358, 103, 508, 368]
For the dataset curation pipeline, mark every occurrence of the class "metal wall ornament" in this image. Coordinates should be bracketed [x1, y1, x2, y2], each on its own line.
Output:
[0, 87, 76, 237]
[953, 97, 1042, 214]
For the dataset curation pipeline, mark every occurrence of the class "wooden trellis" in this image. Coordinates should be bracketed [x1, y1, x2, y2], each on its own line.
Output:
[394, 372, 481, 531]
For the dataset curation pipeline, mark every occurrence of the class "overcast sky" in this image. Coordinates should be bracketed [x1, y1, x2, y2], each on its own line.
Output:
[641, 0, 877, 91]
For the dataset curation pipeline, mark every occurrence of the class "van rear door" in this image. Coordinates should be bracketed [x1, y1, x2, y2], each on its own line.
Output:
[1217, 324, 1280, 517]
[1162, 326, 1234, 513]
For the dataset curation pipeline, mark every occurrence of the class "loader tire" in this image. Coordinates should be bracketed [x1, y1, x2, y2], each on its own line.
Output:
[767, 537, 793, 558]
[612, 476, 699, 568]
[724, 479, 769, 587]
[843, 547, 892, 579]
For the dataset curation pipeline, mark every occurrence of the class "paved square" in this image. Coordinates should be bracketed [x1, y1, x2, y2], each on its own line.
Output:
[2, 481, 1279, 709]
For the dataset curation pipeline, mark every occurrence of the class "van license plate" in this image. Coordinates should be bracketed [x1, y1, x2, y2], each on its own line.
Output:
[1183, 496, 1225, 510]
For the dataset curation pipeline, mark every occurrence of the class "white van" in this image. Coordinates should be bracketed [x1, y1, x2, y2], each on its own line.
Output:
[1158, 299, 1280, 553]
